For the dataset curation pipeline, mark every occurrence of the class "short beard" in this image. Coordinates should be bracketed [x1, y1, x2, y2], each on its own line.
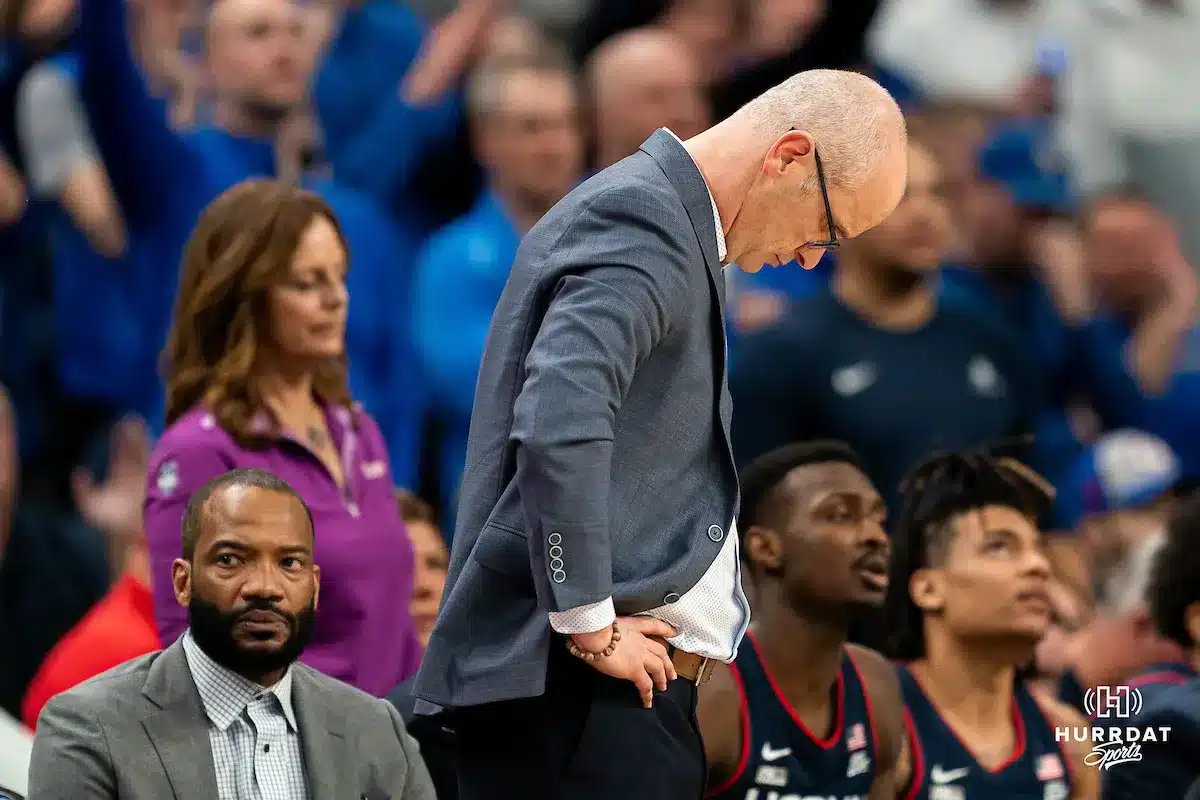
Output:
[188, 594, 315, 681]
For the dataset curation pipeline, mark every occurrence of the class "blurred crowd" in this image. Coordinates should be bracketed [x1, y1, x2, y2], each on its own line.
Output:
[0, 0, 1199, 795]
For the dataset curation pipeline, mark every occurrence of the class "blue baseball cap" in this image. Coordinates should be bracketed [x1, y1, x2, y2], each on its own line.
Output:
[1057, 430, 1180, 527]
[978, 121, 1073, 212]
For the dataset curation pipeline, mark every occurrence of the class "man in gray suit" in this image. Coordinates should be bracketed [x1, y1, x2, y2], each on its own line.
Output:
[27, 469, 434, 800]
[415, 67, 909, 800]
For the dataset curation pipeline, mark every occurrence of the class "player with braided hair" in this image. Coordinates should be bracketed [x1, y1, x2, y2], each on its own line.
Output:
[886, 449, 1098, 800]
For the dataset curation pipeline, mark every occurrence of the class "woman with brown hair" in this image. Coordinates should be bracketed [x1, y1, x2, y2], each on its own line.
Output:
[143, 179, 422, 695]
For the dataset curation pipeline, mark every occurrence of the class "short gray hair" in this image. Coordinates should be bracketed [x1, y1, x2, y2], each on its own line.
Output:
[466, 46, 576, 120]
[734, 69, 907, 190]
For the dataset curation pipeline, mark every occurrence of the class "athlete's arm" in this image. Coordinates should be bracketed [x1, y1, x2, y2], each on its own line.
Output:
[1036, 695, 1100, 799]
[698, 662, 744, 792]
[847, 646, 907, 799]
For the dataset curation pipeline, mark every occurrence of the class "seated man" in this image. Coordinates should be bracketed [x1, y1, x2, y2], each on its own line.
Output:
[27, 469, 435, 800]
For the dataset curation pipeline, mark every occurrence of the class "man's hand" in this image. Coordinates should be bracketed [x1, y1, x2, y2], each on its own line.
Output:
[571, 617, 679, 708]
[72, 416, 151, 541]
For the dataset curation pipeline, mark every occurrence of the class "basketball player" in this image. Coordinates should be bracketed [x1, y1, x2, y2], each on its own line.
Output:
[885, 450, 1098, 799]
[700, 441, 907, 799]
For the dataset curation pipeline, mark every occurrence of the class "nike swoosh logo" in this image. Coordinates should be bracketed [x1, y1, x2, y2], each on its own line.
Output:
[761, 743, 792, 762]
[930, 765, 970, 784]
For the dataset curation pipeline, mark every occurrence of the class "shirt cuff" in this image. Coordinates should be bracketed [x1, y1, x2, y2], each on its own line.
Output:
[548, 597, 616, 635]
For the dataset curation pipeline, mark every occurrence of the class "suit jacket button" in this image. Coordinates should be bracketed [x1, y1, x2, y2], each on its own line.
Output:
[664, 592, 681, 604]
[707, 524, 724, 542]
[548, 532, 563, 546]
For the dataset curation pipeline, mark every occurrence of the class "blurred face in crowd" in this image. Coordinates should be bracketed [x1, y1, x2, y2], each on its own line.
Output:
[588, 29, 709, 169]
[728, 130, 907, 273]
[11, 0, 76, 43]
[206, 0, 307, 119]
[406, 517, 448, 648]
[475, 67, 583, 210]
[659, 0, 736, 83]
[745, 461, 890, 618]
[265, 213, 349, 364]
[845, 141, 951, 276]
[172, 485, 320, 680]
[962, 181, 1026, 268]
[483, 14, 542, 60]
[913, 505, 1052, 651]
[1084, 197, 1170, 312]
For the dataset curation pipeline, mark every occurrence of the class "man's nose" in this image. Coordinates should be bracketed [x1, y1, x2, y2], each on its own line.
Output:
[241, 561, 287, 600]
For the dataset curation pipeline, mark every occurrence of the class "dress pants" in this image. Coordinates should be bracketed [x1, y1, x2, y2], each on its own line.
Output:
[454, 640, 706, 800]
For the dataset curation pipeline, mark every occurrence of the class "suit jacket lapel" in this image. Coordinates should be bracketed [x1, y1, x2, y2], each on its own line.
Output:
[638, 128, 723, 283]
[293, 666, 353, 800]
[140, 641, 220, 800]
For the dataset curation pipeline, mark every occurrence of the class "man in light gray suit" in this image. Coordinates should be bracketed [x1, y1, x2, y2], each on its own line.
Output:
[27, 469, 434, 800]
[415, 68, 909, 800]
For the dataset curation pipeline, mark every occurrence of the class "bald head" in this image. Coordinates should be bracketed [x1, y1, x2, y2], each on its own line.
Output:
[585, 27, 709, 168]
[735, 69, 907, 190]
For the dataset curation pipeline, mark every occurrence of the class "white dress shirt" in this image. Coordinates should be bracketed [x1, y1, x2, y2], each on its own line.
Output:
[182, 631, 311, 800]
[547, 128, 750, 664]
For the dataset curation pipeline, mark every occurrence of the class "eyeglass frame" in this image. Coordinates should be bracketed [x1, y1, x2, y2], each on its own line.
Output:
[789, 128, 840, 251]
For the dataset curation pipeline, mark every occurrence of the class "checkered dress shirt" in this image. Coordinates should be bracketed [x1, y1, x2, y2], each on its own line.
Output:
[182, 631, 311, 800]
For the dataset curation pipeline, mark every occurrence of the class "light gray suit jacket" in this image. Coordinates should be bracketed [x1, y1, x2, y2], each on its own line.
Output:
[414, 129, 739, 709]
[26, 641, 435, 800]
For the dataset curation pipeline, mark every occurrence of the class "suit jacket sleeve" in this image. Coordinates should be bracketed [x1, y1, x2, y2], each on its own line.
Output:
[511, 186, 692, 617]
[384, 701, 436, 800]
[26, 693, 116, 800]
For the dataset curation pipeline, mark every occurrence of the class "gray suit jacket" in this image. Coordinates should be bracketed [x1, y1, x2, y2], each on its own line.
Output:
[26, 641, 435, 800]
[414, 129, 738, 708]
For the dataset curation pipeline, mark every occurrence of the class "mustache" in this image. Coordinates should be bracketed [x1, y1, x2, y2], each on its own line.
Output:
[234, 598, 296, 623]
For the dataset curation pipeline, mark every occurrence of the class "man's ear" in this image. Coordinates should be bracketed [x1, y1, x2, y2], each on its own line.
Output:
[172, 558, 192, 608]
[745, 525, 784, 572]
[909, 567, 944, 613]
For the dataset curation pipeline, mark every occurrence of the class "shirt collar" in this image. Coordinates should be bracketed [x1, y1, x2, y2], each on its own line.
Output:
[181, 630, 298, 732]
[664, 128, 727, 263]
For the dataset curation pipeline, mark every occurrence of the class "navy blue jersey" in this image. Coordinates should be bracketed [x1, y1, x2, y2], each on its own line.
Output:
[898, 664, 1073, 800]
[708, 634, 879, 800]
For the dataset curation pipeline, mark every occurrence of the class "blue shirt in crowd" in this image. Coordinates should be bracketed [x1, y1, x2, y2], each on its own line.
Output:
[412, 191, 521, 519]
[74, 0, 424, 485]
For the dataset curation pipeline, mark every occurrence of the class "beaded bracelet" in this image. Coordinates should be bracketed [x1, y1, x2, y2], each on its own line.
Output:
[565, 621, 622, 662]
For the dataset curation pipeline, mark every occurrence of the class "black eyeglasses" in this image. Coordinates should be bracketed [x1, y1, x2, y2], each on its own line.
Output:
[808, 149, 840, 250]
[789, 128, 840, 250]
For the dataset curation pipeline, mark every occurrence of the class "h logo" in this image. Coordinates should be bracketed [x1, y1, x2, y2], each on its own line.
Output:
[1084, 685, 1143, 719]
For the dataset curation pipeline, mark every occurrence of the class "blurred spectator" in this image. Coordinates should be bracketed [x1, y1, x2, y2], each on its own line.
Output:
[1101, 490, 1200, 797]
[21, 419, 158, 729]
[313, 0, 496, 219]
[396, 488, 447, 648]
[413, 48, 583, 519]
[17, 54, 127, 259]
[75, 0, 425, 483]
[867, 0, 1067, 111]
[584, 27, 708, 171]
[731, 138, 1040, 513]
[0, 386, 110, 718]
[390, 488, 455, 800]
[145, 182, 421, 697]
[1052, 530, 1190, 715]
[1054, 0, 1200, 265]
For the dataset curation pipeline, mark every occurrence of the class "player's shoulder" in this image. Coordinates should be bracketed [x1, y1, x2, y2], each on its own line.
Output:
[1029, 686, 1090, 730]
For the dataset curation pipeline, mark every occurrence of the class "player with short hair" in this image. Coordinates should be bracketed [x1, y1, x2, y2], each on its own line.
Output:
[700, 441, 906, 799]
[886, 450, 1097, 799]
